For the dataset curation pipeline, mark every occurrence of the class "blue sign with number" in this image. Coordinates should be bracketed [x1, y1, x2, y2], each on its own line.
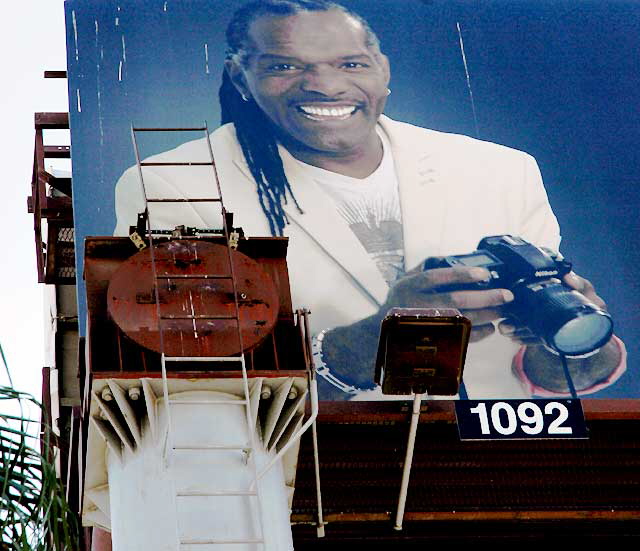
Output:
[455, 399, 588, 440]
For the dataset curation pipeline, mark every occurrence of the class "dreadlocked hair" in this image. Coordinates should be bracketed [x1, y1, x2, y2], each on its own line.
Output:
[220, 0, 381, 236]
[219, 70, 299, 237]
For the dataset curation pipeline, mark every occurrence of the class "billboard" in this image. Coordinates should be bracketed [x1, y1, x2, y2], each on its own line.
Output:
[65, 0, 639, 400]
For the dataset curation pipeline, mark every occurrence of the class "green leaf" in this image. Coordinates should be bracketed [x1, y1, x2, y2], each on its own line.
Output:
[1, 340, 79, 550]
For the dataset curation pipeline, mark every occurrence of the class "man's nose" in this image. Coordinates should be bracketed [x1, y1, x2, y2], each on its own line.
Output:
[299, 65, 348, 97]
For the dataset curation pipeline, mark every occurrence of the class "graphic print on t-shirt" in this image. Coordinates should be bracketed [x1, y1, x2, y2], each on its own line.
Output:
[335, 193, 404, 285]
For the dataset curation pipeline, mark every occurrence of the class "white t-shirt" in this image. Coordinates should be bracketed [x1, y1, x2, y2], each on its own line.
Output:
[287, 132, 405, 287]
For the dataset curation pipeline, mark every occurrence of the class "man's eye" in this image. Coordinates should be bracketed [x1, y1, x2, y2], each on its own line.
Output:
[341, 62, 369, 69]
[268, 63, 299, 72]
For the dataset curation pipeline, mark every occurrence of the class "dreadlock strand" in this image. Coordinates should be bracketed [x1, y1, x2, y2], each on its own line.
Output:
[234, 126, 278, 236]
[220, 70, 288, 235]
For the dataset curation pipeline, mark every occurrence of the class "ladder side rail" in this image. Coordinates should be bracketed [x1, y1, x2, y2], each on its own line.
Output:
[202, 123, 251, 423]
[203, 124, 268, 546]
[130, 125, 173, 436]
[131, 126, 181, 551]
[299, 308, 325, 537]
[202, 123, 228, 213]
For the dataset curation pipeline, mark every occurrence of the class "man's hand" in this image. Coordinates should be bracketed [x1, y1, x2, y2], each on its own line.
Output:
[317, 264, 516, 399]
[563, 271, 607, 309]
[498, 270, 608, 346]
[383, 265, 514, 342]
[320, 265, 622, 399]
[496, 270, 622, 395]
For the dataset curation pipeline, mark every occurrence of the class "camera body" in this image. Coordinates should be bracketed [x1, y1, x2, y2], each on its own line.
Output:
[423, 235, 613, 356]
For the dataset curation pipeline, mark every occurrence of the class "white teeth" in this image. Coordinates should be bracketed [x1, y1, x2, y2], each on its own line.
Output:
[298, 105, 356, 118]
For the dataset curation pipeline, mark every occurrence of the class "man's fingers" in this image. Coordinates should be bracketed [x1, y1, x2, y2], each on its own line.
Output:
[423, 266, 491, 288]
[564, 271, 607, 309]
[498, 320, 541, 345]
[469, 323, 496, 343]
[564, 271, 591, 293]
[391, 289, 512, 311]
[393, 266, 489, 295]
[464, 307, 505, 326]
[498, 321, 532, 337]
[502, 333, 542, 345]
[449, 289, 513, 310]
[385, 266, 513, 312]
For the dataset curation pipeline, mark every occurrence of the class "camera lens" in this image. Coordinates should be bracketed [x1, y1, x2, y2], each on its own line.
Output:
[552, 311, 613, 355]
[513, 282, 613, 356]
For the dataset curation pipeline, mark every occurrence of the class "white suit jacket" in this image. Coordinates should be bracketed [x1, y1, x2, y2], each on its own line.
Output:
[114, 116, 561, 398]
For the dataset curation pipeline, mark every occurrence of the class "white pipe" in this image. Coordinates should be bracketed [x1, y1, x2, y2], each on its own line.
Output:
[394, 392, 424, 531]
[311, 418, 325, 537]
[160, 355, 173, 467]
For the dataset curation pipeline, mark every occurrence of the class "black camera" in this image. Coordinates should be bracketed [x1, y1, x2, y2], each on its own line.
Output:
[423, 235, 613, 356]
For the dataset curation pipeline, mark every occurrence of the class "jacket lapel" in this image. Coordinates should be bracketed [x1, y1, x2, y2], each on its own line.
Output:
[379, 116, 451, 270]
[230, 142, 389, 307]
[281, 152, 390, 307]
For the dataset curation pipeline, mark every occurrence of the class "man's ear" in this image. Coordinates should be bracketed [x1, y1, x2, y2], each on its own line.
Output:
[225, 59, 252, 100]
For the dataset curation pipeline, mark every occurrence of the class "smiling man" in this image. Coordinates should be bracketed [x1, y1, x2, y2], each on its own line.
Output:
[114, 0, 625, 400]
[227, 5, 389, 179]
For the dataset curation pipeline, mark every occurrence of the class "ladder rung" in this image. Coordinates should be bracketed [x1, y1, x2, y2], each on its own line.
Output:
[180, 538, 263, 545]
[163, 356, 243, 362]
[156, 274, 232, 280]
[141, 161, 214, 167]
[146, 197, 221, 202]
[133, 126, 207, 132]
[177, 490, 257, 497]
[159, 314, 238, 320]
[173, 445, 250, 451]
[169, 399, 247, 405]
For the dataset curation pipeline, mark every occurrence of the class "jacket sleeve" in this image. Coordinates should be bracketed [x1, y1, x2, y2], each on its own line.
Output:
[517, 153, 562, 252]
[113, 165, 146, 236]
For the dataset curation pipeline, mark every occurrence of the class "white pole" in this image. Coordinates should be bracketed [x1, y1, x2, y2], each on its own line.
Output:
[394, 392, 424, 531]
[311, 418, 325, 537]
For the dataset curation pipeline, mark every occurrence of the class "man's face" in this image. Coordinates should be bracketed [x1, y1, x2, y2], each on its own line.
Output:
[228, 9, 390, 156]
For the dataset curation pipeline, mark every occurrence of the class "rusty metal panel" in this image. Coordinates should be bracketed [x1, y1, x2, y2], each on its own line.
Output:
[84, 236, 306, 375]
[107, 240, 280, 357]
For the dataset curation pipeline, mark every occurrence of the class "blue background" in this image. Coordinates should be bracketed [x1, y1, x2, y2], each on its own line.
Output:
[65, 0, 640, 398]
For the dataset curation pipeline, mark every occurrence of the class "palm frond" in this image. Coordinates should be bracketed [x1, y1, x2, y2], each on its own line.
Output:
[0, 341, 79, 550]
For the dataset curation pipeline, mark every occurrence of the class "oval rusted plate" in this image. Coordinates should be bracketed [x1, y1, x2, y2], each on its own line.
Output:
[107, 240, 280, 357]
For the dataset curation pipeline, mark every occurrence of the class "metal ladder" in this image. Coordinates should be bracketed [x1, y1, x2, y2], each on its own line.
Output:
[131, 124, 266, 548]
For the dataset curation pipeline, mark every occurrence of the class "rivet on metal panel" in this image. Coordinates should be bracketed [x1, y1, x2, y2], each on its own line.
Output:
[101, 387, 114, 401]
[128, 387, 141, 401]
